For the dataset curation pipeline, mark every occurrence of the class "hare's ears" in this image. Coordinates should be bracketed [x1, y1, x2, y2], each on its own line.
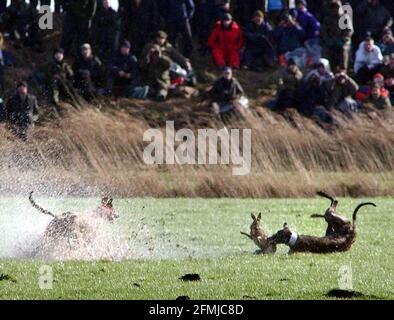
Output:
[251, 213, 262, 221]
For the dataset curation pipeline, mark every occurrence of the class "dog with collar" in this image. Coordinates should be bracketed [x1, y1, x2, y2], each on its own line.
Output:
[269, 202, 376, 254]
[241, 213, 276, 254]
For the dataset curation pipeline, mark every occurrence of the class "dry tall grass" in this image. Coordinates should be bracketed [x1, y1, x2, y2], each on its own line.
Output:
[1, 99, 393, 198]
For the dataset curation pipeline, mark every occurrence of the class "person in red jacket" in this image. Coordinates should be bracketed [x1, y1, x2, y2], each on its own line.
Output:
[208, 13, 245, 69]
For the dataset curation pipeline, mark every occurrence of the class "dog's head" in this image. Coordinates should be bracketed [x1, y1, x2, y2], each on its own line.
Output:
[99, 196, 118, 221]
[269, 223, 293, 245]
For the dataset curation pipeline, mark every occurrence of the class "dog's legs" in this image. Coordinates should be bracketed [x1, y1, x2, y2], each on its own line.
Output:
[241, 232, 252, 239]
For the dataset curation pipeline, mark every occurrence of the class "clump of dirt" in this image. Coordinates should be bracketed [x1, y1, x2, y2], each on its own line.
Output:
[0, 273, 17, 283]
[179, 273, 201, 282]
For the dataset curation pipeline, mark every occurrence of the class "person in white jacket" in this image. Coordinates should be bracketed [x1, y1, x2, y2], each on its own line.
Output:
[354, 37, 384, 84]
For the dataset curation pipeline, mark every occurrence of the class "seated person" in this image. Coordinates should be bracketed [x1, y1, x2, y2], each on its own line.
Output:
[141, 45, 172, 101]
[363, 85, 392, 110]
[5, 81, 38, 140]
[242, 10, 275, 71]
[42, 48, 74, 104]
[355, 73, 389, 102]
[376, 28, 394, 60]
[72, 43, 105, 101]
[326, 71, 360, 115]
[141, 31, 196, 86]
[273, 13, 306, 67]
[354, 37, 384, 84]
[209, 67, 247, 117]
[275, 58, 303, 110]
[303, 58, 334, 85]
[381, 53, 394, 104]
[208, 13, 245, 69]
[0, 32, 16, 94]
[110, 40, 149, 99]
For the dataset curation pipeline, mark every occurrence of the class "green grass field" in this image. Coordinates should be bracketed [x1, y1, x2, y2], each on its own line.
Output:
[0, 197, 393, 300]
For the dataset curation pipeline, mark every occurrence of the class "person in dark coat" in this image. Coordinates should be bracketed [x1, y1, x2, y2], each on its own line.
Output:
[0, 0, 7, 14]
[159, 0, 195, 58]
[209, 67, 245, 116]
[273, 13, 305, 56]
[354, 0, 392, 43]
[234, 0, 264, 27]
[119, 0, 160, 56]
[72, 43, 104, 101]
[42, 47, 74, 104]
[242, 10, 275, 70]
[91, 0, 118, 61]
[1, 0, 42, 49]
[109, 40, 149, 99]
[5, 81, 38, 140]
[60, 0, 97, 56]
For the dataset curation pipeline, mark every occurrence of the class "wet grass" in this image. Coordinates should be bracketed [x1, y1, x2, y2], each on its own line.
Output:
[0, 197, 393, 300]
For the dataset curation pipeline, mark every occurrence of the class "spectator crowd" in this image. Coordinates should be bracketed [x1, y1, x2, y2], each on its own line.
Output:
[0, 0, 393, 139]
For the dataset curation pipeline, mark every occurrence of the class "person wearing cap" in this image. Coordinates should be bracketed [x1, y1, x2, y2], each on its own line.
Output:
[209, 67, 246, 117]
[242, 10, 275, 70]
[140, 30, 196, 85]
[159, 0, 195, 59]
[320, 0, 353, 71]
[42, 47, 74, 104]
[354, 37, 384, 84]
[72, 43, 105, 101]
[91, 0, 118, 61]
[208, 13, 245, 69]
[325, 71, 360, 114]
[141, 45, 172, 101]
[118, 0, 160, 56]
[109, 40, 149, 99]
[275, 58, 303, 110]
[5, 81, 38, 140]
[60, 0, 97, 56]
[234, 0, 265, 27]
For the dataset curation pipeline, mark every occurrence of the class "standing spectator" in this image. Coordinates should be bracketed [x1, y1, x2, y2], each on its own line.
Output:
[30, 1, 51, 9]
[326, 71, 360, 114]
[119, 0, 160, 57]
[263, 0, 289, 25]
[109, 40, 149, 99]
[235, 0, 264, 26]
[61, 0, 97, 56]
[160, 0, 195, 58]
[307, 0, 324, 21]
[354, 0, 392, 42]
[5, 81, 38, 140]
[72, 43, 105, 101]
[209, 67, 246, 117]
[291, 0, 321, 64]
[275, 58, 303, 110]
[242, 10, 275, 71]
[321, 0, 353, 71]
[91, 0, 118, 61]
[141, 45, 172, 101]
[354, 37, 384, 84]
[0, 0, 6, 14]
[208, 13, 244, 69]
[42, 48, 74, 104]
[273, 13, 306, 67]
[2, 0, 42, 49]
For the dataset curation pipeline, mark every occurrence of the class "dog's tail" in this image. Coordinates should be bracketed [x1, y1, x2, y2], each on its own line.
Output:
[317, 191, 336, 206]
[29, 191, 56, 218]
[352, 202, 376, 228]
